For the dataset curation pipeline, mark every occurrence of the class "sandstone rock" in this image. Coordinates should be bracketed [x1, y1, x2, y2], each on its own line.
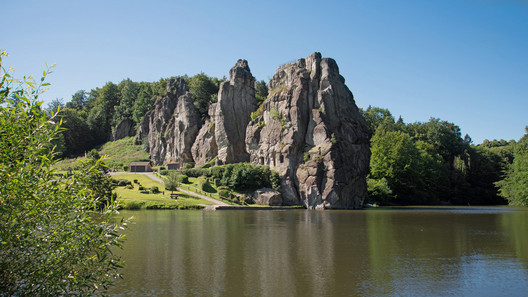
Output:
[245, 52, 370, 209]
[215, 60, 257, 165]
[137, 78, 201, 166]
[252, 188, 282, 206]
[112, 118, 135, 141]
[191, 103, 218, 165]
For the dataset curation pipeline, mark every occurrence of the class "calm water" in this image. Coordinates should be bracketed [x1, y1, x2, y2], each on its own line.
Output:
[107, 207, 528, 296]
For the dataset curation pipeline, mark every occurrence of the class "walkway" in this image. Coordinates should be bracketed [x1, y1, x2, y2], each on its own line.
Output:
[110, 172, 229, 206]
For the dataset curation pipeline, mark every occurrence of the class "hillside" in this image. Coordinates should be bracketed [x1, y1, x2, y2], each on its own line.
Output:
[54, 136, 149, 172]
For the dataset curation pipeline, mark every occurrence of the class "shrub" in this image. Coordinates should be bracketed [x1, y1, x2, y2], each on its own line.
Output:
[116, 179, 132, 187]
[183, 162, 195, 169]
[159, 170, 169, 176]
[123, 165, 129, 171]
[218, 189, 231, 199]
[121, 200, 144, 210]
[197, 176, 215, 193]
[138, 185, 145, 191]
[125, 184, 134, 189]
[175, 174, 189, 184]
[181, 167, 206, 177]
[133, 179, 139, 184]
[159, 166, 166, 171]
[150, 186, 160, 194]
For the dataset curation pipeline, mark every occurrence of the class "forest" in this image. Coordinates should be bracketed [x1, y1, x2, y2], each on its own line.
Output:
[49, 76, 527, 207]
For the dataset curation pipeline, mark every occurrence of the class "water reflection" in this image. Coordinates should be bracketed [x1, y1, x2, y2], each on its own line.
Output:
[108, 208, 528, 297]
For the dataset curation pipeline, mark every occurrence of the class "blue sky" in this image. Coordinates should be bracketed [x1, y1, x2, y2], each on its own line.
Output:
[1, 0, 527, 144]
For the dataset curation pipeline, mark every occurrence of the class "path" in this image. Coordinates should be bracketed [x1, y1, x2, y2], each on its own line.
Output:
[110, 172, 229, 206]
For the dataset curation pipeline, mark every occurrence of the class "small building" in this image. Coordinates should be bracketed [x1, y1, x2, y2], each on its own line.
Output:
[167, 162, 179, 170]
[129, 161, 152, 172]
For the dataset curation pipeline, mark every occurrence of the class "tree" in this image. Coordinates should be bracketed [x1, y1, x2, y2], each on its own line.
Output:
[360, 106, 395, 136]
[113, 79, 139, 125]
[87, 82, 120, 144]
[132, 83, 155, 124]
[255, 80, 268, 105]
[165, 172, 180, 193]
[57, 107, 94, 157]
[65, 90, 87, 110]
[0, 51, 126, 295]
[497, 127, 528, 206]
[187, 73, 221, 119]
[369, 130, 422, 203]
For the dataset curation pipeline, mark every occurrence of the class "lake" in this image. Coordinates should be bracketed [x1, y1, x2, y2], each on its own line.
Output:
[107, 207, 528, 296]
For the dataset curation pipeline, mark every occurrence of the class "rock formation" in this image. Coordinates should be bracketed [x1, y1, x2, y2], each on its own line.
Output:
[136, 78, 201, 166]
[245, 53, 370, 209]
[112, 118, 135, 141]
[191, 103, 218, 165]
[135, 53, 370, 209]
[251, 188, 282, 206]
[215, 60, 257, 165]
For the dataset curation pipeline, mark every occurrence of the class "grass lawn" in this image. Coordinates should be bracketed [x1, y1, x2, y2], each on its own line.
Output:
[54, 137, 150, 172]
[113, 174, 214, 209]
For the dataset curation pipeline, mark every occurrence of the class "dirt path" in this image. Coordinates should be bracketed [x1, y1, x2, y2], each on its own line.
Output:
[110, 172, 229, 206]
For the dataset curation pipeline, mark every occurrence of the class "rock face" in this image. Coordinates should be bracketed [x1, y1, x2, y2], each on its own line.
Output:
[136, 78, 201, 167]
[112, 118, 135, 141]
[191, 103, 218, 165]
[251, 188, 282, 206]
[215, 60, 257, 165]
[135, 53, 370, 209]
[245, 53, 370, 209]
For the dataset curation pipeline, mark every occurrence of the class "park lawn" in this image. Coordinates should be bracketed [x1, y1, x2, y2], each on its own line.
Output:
[183, 176, 267, 207]
[113, 174, 214, 209]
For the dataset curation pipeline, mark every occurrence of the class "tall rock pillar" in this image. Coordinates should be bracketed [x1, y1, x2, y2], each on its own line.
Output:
[215, 60, 257, 165]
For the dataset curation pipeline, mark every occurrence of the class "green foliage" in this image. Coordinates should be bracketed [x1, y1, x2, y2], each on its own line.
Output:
[183, 162, 195, 169]
[0, 52, 126, 295]
[187, 73, 222, 119]
[270, 171, 281, 191]
[497, 128, 528, 206]
[114, 179, 132, 187]
[366, 105, 508, 206]
[370, 129, 439, 204]
[367, 177, 393, 204]
[164, 172, 180, 192]
[270, 105, 280, 120]
[150, 186, 160, 194]
[87, 81, 120, 145]
[197, 176, 215, 193]
[255, 80, 268, 105]
[251, 102, 265, 121]
[175, 174, 189, 184]
[360, 106, 395, 135]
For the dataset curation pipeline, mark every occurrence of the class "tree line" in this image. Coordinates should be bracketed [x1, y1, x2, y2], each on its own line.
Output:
[362, 106, 527, 206]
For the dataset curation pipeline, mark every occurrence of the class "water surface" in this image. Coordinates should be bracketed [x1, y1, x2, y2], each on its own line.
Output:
[108, 207, 528, 296]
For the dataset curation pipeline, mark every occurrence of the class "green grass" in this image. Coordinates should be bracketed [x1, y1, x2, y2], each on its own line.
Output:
[54, 137, 149, 172]
[113, 174, 214, 210]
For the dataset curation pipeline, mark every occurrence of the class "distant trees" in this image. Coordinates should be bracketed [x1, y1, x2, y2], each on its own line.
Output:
[497, 127, 528, 206]
[362, 106, 510, 206]
[255, 80, 268, 105]
[186, 73, 223, 118]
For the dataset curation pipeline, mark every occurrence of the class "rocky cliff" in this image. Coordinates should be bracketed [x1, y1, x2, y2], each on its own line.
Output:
[136, 53, 370, 209]
[245, 53, 370, 209]
[215, 59, 257, 165]
[136, 78, 201, 166]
